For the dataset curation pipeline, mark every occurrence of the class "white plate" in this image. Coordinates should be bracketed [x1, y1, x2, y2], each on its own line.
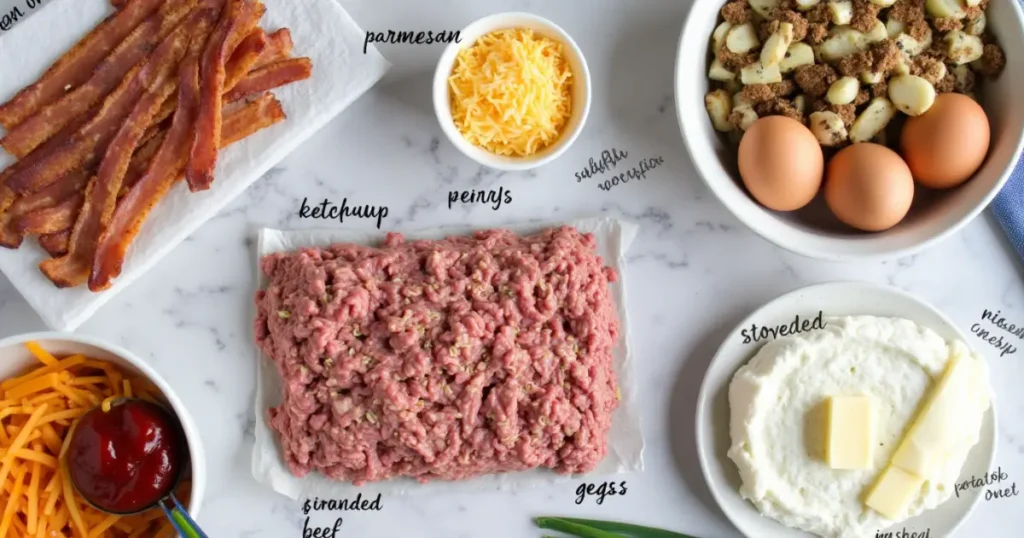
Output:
[695, 281, 997, 538]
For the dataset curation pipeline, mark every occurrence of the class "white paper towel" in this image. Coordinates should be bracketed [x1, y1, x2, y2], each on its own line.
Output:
[0, 0, 391, 330]
[253, 218, 645, 499]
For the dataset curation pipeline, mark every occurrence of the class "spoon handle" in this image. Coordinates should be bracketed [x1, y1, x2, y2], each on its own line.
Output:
[159, 494, 209, 538]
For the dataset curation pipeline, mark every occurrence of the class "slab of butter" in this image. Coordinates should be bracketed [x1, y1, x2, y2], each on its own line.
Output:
[826, 395, 874, 469]
[901, 352, 974, 452]
[865, 465, 925, 520]
[865, 351, 978, 517]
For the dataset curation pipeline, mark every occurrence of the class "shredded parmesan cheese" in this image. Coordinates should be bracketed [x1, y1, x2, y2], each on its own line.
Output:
[448, 28, 573, 157]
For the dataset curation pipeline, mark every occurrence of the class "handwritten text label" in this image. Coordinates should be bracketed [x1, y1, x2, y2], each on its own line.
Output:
[741, 311, 826, 344]
[363, 30, 461, 53]
[448, 187, 512, 211]
[971, 309, 1020, 357]
[298, 197, 389, 229]
[574, 481, 628, 505]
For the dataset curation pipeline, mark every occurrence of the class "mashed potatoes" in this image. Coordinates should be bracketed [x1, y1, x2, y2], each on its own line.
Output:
[728, 316, 990, 538]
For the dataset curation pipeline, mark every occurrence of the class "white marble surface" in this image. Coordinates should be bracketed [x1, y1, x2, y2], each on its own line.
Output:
[1, 0, 1024, 536]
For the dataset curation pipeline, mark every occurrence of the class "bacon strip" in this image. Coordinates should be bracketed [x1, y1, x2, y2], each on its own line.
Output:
[10, 51, 298, 249]
[38, 231, 71, 258]
[3, 3, 208, 197]
[224, 57, 312, 102]
[91, 93, 284, 291]
[225, 29, 269, 89]
[0, 0, 165, 130]
[39, 12, 208, 289]
[0, 0, 198, 158]
[186, 0, 263, 192]
[252, 28, 293, 70]
[122, 132, 167, 195]
[0, 171, 90, 247]
[140, 26, 266, 134]
[17, 194, 83, 236]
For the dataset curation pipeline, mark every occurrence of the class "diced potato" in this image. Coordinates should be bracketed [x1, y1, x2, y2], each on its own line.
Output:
[713, 21, 734, 51]
[829, 1, 853, 25]
[750, 0, 781, 18]
[795, 0, 822, 10]
[866, 20, 888, 43]
[964, 0, 982, 5]
[727, 23, 761, 54]
[706, 89, 734, 132]
[850, 97, 896, 143]
[733, 103, 760, 131]
[709, 58, 737, 81]
[827, 76, 861, 105]
[886, 18, 906, 38]
[869, 0, 897, 6]
[952, 64, 976, 93]
[860, 71, 884, 84]
[896, 30, 930, 57]
[926, 0, 966, 19]
[761, 22, 795, 66]
[965, 12, 986, 36]
[809, 111, 849, 146]
[732, 92, 751, 108]
[894, 55, 912, 75]
[944, 30, 984, 65]
[888, 75, 936, 116]
[781, 42, 816, 73]
[819, 26, 869, 61]
[794, 94, 809, 114]
[741, 61, 783, 84]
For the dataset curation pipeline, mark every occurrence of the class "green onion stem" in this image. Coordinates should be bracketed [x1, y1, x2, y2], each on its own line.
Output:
[534, 517, 698, 538]
[533, 517, 625, 538]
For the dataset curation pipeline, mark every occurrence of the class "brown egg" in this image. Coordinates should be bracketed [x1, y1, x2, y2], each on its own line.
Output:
[738, 116, 824, 211]
[900, 93, 991, 189]
[825, 143, 915, 232]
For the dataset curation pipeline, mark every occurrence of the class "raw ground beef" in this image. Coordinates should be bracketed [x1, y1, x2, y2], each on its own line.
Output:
[254, 226, 621, 485]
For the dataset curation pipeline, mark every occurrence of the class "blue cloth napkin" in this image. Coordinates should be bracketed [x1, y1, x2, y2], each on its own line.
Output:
[992, 150, 1024, 261]
[992, 0, 1024, 259]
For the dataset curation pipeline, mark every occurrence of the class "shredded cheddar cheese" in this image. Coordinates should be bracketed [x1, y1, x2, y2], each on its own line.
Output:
[448, 28, 573, 157]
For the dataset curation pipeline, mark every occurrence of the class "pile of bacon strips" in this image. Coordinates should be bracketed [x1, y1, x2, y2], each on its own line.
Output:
[0, 0, 312, 292]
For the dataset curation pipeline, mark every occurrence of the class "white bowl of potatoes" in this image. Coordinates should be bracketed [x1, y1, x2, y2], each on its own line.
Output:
[676, 0, 1024, 261]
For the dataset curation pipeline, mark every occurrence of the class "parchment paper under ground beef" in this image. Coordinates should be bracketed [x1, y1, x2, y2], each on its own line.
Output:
[254, 227, 621, 485]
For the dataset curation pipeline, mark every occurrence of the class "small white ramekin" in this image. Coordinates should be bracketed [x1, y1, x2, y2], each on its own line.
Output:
[433, 12, 591, 171]
[0, 332, 206, 521]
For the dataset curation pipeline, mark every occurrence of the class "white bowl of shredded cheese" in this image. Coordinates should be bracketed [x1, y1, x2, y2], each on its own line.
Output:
[434, 12, 591, 171]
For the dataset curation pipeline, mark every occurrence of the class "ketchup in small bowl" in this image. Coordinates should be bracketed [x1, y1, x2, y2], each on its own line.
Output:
[67, 399, 187, 514]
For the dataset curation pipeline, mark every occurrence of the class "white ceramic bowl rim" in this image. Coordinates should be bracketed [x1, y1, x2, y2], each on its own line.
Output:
[674, 1, 1024, 261]
[432, 11, 592, 171]
[0, 331, 206, 519]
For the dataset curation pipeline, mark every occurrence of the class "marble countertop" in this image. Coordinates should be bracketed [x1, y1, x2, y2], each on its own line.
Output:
[1, 0, 1023, 536]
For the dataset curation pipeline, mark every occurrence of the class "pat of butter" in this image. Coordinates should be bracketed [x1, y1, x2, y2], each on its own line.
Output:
[865, 466, 924, 520]
[826, 395, 874, 470]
